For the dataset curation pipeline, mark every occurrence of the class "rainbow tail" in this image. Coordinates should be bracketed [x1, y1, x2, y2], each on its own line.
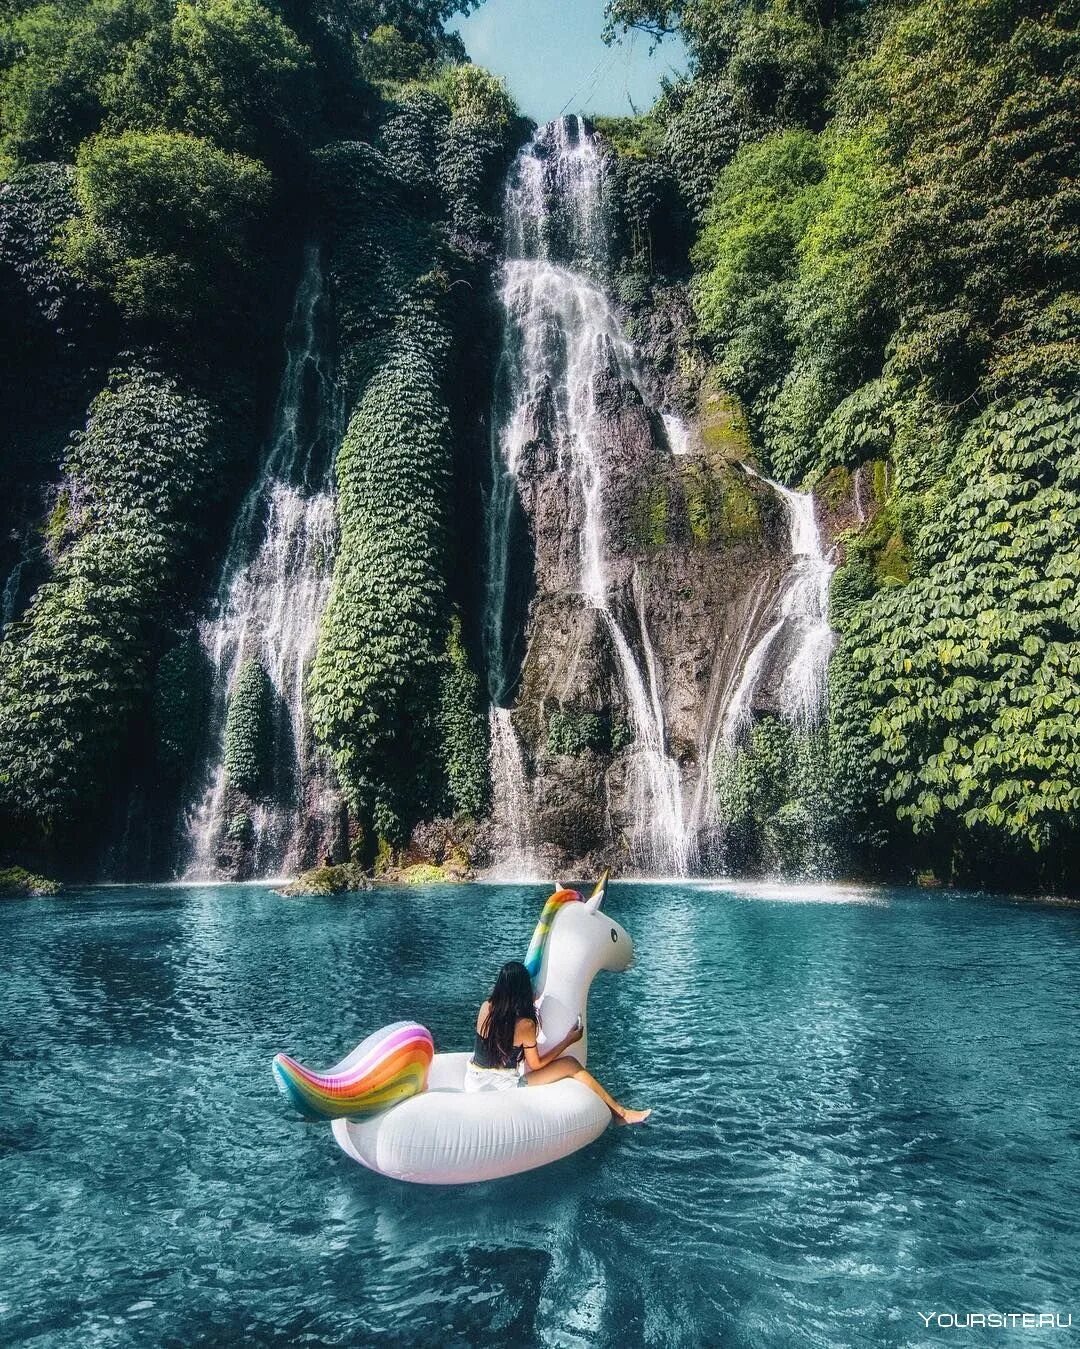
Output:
[272, 1021, 433, 1122]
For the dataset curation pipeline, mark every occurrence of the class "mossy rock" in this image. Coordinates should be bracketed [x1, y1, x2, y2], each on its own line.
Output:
[277, 863, 370, 896]
[841, 469, 912, 590]
[0, 866, 61, 897]
[398, 862, 458, 884]
[718, 469, 761, 542]
[43, 491, 70, 556]
[374, 836, 395, 875]
[682, 463, 712, 545]
[817, 464, 853, 513]
[869, 459, 890, 505]
[629, 477, 669, 551]
[875, 531, 911, 585]
[681, 459, 762, 546]
[699, 385, 752, 466]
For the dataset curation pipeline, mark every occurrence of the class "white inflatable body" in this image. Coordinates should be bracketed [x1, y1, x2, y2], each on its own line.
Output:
[332, 888, 634, 1184]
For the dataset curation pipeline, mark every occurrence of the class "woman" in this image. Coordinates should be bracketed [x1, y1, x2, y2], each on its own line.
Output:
[465, 960, 650, 1125]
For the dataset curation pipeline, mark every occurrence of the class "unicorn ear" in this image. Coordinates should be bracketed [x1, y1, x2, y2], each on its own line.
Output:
[554, 880, 564, 893]
[585, 869, 610, 912]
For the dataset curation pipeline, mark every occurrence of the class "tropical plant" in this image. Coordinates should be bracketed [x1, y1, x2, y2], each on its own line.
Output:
[223, 657, 273, 798]
[63, 128, 271, 324]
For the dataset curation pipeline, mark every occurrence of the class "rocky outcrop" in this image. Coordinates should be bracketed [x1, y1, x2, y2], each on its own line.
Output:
[277, 863, 370, 896]
[0, 866, 61, 897]
[495, 356, 793, 872]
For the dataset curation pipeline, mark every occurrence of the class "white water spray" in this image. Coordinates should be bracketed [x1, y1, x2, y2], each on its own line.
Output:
[486, 706, 540, 879]
[722, 470, 837, 743]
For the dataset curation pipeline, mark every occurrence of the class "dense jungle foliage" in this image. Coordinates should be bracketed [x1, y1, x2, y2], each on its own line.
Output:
[605, 0, 1080, 889]
[0, 0, 519, 874]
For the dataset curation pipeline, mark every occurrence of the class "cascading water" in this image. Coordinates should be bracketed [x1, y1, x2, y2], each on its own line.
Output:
[182, 246, 343, 879]
[722, 470, 837, 744]
[486, 706, 538, 878]
[483, 117, 692, 875]
[1, 531, 32, 630]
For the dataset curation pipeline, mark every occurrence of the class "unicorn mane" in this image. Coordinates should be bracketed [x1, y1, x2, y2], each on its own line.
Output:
[523, 887, 581, 981]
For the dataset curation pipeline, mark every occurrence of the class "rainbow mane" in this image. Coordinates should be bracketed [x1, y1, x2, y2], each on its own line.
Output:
[524, 887, 582, 981]
[272, 1021, 433, 1122]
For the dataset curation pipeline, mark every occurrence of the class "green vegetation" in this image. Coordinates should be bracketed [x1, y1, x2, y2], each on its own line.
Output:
[833, 395, 1080, 863]
[397, 861, 458, 884]
[0, 0, 517, 872]
[152, 634, 209, 782]
[277, 861, 370, 896]
[63, 129, 271, 324]
[715, 718, 837, 878]
[223, 657, 273, 798]
[2, 0, 1074, 889]
[0, 362, 222, 831]
[630, 476, 670, 550]
[680, 459, 760, 546]
[307, 63, 520, 855]
[547, 707, 632, 757]
[0, 865, 61, 896]
[308, 306, 454, 845]
[438, 612, 490, 819]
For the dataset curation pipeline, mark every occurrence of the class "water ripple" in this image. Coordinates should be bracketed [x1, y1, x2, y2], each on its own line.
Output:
[1, 882, 1079, 1345]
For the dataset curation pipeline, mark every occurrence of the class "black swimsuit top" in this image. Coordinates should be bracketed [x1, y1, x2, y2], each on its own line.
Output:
[471, 1032, 522, 1070]
[472, 1014, 536, 1070]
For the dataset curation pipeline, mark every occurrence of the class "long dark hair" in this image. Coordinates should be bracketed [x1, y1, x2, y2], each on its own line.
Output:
[480, 960, 537, 1067]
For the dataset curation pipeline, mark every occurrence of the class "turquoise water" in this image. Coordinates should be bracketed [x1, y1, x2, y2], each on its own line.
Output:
[2, 881, 1079, 1347]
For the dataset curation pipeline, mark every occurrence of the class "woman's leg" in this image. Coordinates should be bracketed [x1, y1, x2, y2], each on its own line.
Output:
[524, 1056, 650, 1124]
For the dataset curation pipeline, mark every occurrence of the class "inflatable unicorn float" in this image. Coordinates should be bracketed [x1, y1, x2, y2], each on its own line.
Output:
[272, 875, 633, 1184]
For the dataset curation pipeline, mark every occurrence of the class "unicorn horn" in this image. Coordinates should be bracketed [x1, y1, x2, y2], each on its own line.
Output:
[585, 869, 610, 912]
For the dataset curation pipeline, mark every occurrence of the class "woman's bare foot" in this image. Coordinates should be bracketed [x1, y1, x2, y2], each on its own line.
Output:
[613, 1107, 651, 1126]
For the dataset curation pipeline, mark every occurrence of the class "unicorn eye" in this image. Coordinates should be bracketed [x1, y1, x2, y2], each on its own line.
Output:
[610, 928, 618, 943]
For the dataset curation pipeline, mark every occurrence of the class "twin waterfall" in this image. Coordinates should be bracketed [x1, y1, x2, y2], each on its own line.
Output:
[182, 247, 342, 879]
[178, 122, 837, 882]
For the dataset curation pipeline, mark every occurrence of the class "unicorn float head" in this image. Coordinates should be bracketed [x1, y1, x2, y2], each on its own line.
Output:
[271, 874, 637, 1184]
[526, 872, 633, 1067]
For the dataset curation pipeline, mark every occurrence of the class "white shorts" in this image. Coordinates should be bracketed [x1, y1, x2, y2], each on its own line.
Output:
[463, 1061, 525, 1093]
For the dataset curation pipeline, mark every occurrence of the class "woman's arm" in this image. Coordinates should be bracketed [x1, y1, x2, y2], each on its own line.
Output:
[517, 1016, 582, 1072]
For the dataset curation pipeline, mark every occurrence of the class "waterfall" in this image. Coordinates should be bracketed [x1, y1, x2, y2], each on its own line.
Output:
[181, 246, 343, 879]
[661, 413, 691, 456]
[483, 117, 691, 876]
[487, 706, 538, 877]
[1, 532, 32, 630]
[722, 471, 837, 744]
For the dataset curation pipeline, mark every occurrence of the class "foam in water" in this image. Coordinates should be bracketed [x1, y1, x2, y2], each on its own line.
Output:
[182, 246, 343, 879]
[483, 117, 691, 875]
